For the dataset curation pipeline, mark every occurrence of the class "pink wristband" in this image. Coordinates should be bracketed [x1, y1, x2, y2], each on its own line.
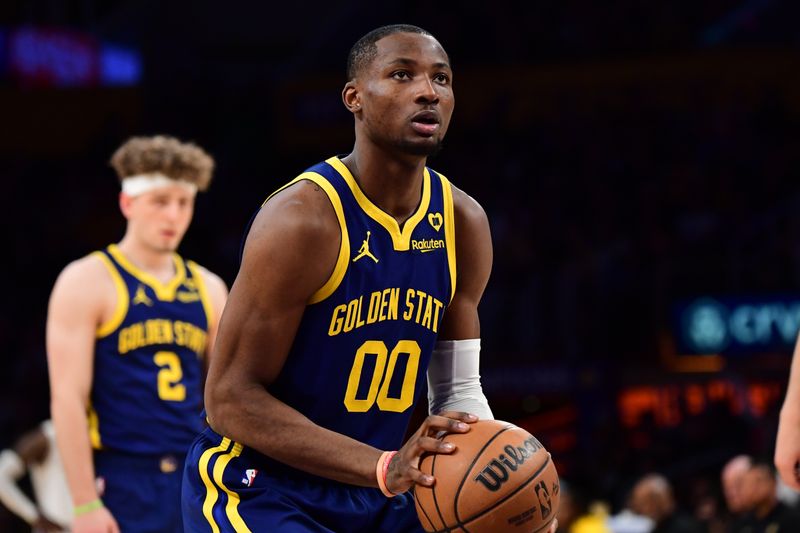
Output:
[376, 451, 398, 497]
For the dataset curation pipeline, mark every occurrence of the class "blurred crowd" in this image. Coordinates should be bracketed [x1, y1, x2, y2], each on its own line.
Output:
[559, 455, 800, 533]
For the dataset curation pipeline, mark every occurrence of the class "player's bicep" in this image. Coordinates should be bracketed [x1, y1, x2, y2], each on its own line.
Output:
[210, 182, 339, 386]
[46, 262, 106, 403]
[439, 188, 493, 341]
[200, 270, 228, 360]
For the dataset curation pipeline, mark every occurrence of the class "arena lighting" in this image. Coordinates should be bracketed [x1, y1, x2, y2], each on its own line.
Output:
[3, 25, 141, 87]
[674, 296, 800, 355]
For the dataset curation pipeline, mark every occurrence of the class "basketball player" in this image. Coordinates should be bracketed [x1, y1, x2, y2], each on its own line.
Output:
[0, 420, 71, 531]
[776, 337, 800, 491]
[46, 136, 228, 533]
[182, 25, 557, 532]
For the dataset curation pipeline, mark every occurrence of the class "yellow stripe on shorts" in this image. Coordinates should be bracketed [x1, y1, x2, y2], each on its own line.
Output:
[212, 442, 252, 532]
[199, 437, 231, 533]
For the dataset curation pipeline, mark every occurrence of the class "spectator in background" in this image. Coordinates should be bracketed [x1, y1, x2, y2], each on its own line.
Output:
[630, 474, 703, 533]
[558, 480, 613, 533]
[730, 458, 800, 533]
[607, 486, 654, 533]
[722, 455, 753, 523]
[0, 420, 70, 532]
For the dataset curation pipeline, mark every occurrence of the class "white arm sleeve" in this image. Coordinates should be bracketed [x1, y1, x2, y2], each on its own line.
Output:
[0, 449, 38, 524]
[427, 338, 494, 419]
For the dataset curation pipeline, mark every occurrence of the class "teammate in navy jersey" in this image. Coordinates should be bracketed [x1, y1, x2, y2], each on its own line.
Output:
[183, 25, 556, 532]
[46, 136, 228, 533]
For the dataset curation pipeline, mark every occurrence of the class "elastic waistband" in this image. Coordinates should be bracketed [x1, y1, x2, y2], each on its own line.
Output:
[94, 449, 185, 474]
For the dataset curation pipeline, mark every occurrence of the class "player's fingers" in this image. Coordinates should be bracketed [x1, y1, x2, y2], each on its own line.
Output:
[548, 518, 559, 532]
[436, 411, 479, 423]
[407, 465, 435, 487]
[421, 414, 472, 436]
[789, 462, 800, 490]
[775, 457, 800, 489]
[412, 436, 456, 455]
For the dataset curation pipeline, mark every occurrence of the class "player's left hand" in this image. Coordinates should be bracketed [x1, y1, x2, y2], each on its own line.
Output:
[385, 411, 477, 495]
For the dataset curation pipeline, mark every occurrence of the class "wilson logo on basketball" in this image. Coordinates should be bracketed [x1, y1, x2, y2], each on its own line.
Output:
[473, 436, 545, 492]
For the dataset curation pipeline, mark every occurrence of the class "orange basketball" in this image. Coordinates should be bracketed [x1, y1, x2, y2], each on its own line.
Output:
[414, 419, 559, 533]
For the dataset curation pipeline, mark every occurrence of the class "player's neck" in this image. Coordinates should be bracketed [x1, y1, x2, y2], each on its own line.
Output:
[341, 148, 427, 224]
[116, 237, 177, 282]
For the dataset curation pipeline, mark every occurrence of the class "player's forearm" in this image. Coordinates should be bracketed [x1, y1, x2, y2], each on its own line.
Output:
[207, 381, 382, 487]
[50, 394, 100, 505]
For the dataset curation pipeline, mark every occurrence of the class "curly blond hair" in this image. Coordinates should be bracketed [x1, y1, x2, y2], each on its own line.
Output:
[110, 135, 215, 191]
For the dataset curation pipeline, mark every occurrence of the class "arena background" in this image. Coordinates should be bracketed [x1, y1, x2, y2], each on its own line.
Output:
[2, 1, 800, 530]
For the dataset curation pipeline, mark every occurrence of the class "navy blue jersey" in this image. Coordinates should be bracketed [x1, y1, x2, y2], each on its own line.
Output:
[267, 156, 457, 452]
[91, 244, 212, 455]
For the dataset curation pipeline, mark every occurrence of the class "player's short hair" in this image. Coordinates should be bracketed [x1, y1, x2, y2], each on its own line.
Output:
[346, 24, 442, 81]
[110, 135, 215, 191]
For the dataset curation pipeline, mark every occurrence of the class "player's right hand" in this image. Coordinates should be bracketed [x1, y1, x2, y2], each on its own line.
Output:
[71, 506, 120, 533]
[386, 411, 477, 495]
[775, 410, 800, 490]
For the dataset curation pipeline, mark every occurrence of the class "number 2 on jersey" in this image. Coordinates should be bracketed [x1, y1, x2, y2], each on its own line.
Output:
[154, 351, 186, 401]
[344, 340, 421, 413]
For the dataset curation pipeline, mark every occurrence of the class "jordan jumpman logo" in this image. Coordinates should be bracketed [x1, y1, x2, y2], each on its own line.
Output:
[353, 231, 379, 263]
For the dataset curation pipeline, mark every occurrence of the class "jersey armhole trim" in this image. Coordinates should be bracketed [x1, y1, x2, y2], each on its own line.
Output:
[440, 175, 457, 304]
[186, 261, 214, 346]
[262, 172, 349, 305]
[93, 251, 129, 339]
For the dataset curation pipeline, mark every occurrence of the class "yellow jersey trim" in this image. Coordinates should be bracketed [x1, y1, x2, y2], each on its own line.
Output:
[199, 437, 231, 533]
[107, 244, 186, 301]
[94, 251, 129, 339]
[87, 404, 102, 450]
[440, 174, 457, 303]
[326, 156, 431, 251]
[186, 260, 214, 351]
[262, 172, 350, 305]
[213, 442, 252, 533]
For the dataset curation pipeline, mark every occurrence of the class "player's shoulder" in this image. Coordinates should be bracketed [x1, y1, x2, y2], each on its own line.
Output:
[49, 251, 119, 311]
[449, 183, 489, 232]
[267, 177, 336, 214]
[54, 251, 113, 288]
[253, 177, 339, 241]
[186, 261, 228, 296]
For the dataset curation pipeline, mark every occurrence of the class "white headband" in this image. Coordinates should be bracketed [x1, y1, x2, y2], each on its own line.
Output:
[121, 173, 198, 197]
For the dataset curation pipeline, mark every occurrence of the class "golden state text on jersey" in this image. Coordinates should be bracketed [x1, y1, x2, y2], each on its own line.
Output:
[90, 245, 213, 454]
[265, 156, 457, 452]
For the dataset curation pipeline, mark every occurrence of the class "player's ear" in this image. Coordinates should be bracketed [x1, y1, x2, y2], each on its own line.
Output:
[119, 192, 134, 219]
[342, 81, 361, 114]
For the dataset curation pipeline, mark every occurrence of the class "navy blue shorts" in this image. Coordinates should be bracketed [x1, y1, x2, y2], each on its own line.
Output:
[94, 449, 185, 533]
[181, 427, 424, 532]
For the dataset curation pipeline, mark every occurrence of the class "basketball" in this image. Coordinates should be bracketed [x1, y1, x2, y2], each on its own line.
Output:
[414, 419, 559, 533]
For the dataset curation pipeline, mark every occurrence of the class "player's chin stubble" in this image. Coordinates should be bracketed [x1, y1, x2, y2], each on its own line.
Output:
[397, 137, 444, 157]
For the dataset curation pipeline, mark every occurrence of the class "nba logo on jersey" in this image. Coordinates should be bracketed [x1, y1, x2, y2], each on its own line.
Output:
[242, 469, 258, 487]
